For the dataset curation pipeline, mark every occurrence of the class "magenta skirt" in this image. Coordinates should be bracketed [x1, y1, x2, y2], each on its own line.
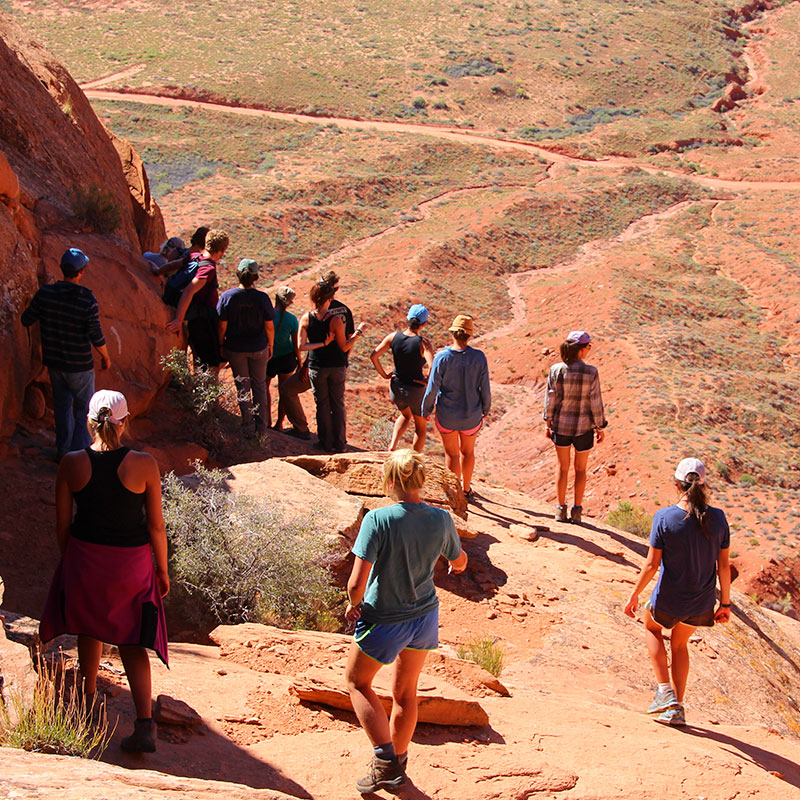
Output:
[40, 536, 169, 666]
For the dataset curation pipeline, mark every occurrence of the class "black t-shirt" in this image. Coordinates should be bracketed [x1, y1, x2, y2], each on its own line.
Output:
[217, 288, 275, 352]
[391, 332, 425, 384]
[308, 311, 347, 368]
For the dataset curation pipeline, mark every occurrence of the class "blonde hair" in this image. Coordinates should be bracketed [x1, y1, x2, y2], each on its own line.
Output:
[382, 449, 425, 495]
[88, 413, 125, 451]
[205, 229, 229, 255]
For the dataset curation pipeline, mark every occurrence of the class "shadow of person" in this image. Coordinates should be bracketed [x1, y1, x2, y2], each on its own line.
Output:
[435, 531, 508, 600]
[681, 725, 800, 789]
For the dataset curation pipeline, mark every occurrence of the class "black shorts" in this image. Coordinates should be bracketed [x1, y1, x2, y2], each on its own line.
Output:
[267, 351, 298, 378]
[552, 429, 594, 451]
[651, 605, 715, 629]
[389, 377, 425, 416]
[187, 314, 221, 368]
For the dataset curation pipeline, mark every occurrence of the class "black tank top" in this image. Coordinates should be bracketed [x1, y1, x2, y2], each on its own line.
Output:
[390, 331, 424, 384]
[308, 311, 347, 368]
[71, 447, 150, 547]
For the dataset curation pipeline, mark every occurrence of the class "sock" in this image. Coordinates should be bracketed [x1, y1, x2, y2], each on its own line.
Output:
[397, 752, 408, 767]
[135, 717, 153, 724]
[658, 683, 672, 694]
[374, 742, 396, 761]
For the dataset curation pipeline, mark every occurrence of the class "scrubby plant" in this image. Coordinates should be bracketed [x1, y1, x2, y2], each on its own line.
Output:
[0, 656, 112, 758]
[162, 466, 342, 630]
[162, 348, 225, 416]
[606, 501, 652, 538]
[70, 184, 121, 234]
[456, 636, 505, 677]
[412, 96, 428, 109]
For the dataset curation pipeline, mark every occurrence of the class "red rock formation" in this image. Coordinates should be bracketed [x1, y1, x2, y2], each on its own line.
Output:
[0, 12, 172, 441]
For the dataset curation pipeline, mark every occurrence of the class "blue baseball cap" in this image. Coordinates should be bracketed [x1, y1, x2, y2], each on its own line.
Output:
[407, 304, 429, 324]
[60, 248, 90, 276]
[566, 330, 591, 345]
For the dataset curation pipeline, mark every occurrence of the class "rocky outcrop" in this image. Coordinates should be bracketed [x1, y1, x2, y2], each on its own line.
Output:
[0, 11, 171, 440]
[0, 576, 36, 712]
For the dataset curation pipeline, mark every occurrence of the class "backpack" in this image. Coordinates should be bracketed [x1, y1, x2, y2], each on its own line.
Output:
[162, 257, 200, 307]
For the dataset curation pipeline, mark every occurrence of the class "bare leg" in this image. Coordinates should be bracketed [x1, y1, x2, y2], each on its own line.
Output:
[345, 642, 389, 746]
[389, 408, 413, 451]
[555, 445, 571, 506]
[411, 415, 427, 453]
[439, 429, 462, 482]
[668, 622, 696, 703]
[118, 646, 152, 719]
[644, 609, 670, 685]
[458, 431, 477, 493]
[390, 648, 429, 756]
[572, 448, 590, 507]
[77, 635, 103, 696]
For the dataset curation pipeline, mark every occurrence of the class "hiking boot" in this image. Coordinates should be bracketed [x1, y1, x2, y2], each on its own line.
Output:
[120, 718, 156, 753]
[284, 427, 311, 440]
[570, 505, 583, 525]
[655, 704, 686, 727]
[356, 755, 406, 794]
[647, 687, 678, 714]
[555, 504, 568, 522]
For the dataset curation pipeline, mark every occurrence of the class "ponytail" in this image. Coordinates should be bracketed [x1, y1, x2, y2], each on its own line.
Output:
[677, 474, 709, 537]
[560, 340, 583, 364]
[88, 407, 123, 450]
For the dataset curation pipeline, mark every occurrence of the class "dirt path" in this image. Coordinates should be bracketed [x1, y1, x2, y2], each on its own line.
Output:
[83, 88, 800, 192]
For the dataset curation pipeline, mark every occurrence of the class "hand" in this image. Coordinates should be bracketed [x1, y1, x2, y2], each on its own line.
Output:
[150, 264, 162, 276]
[157, 569, 170, 598]
[100, 356, 111, 371]
[623, 594, 638, 618]
[714, 605, 731, 623]
[345, 603, 362, 622]
[448, 562, 466, 575]
[166, 319, 182, 334]
[596, 429, 605, 444]
[544, 426, 553, 440]
[325, 331, 335, 345]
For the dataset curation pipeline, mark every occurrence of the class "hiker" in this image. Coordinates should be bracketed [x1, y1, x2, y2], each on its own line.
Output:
[370, 304, 434, 453]
[268, 286, 302, 432]
[39, 390, 169, 753]
[299, 279, 367, 452]
[543, 329, 606, 524]
[151, 226, 208, 277]
[166, 229, 228, 371]
[421, 314, 490, 500]
[21, 248, 111, 461]
[624, 458, 731, 727]
[143, 236, 184, 271]
[217, 259, 275, 436]
[320, 269, 355, 341]
[345, 449, 467, 793]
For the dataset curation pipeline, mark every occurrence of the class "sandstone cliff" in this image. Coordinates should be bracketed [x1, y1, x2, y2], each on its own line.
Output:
[0, 12, 171, 442]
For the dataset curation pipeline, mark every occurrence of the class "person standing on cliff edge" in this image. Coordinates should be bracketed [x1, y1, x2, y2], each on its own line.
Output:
[21, 248, 111, 461]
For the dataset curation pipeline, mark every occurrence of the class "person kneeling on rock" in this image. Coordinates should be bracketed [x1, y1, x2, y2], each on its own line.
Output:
[345, 450, 467, 793]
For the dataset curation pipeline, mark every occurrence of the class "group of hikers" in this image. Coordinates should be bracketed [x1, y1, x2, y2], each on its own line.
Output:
[20, 239, 731, 791]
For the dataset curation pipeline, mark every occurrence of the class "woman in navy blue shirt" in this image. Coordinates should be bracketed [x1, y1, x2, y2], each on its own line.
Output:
[624, 458, 731, 726]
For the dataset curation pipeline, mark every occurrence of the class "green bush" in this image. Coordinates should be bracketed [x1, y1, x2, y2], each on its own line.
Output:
[456, 636, 505, 677]
[162, 348, 224, 416]
[70, 185, 121, 234]
[606, 501, 652, 538]
[0, 656, 112, 758]
[162, 466, 342, 629]
[412, 96, 428, 109]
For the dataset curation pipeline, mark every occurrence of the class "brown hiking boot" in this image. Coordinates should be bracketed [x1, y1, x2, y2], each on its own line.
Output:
[555, 504, 568, 522]
[570, 505, 583, 525]
[356, 755, 406, 794]
[120, 718, 156, 753]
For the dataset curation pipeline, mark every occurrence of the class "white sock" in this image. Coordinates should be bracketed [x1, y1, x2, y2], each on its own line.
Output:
[658, 683, 672, 693]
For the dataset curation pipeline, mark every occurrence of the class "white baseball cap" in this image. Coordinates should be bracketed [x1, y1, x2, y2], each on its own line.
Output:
[88, 390, 129, 426]
[675, 457, 706, 484]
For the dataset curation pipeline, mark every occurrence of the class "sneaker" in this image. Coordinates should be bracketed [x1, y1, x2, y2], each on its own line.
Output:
[570, 505, 582, 524]
[555, 504, 568, 522]
[120, 718, 157, 752]
[356, 755, 406, 794]
[284, 427, 311, 440]
[655, 704, 686, 727]
[647, 687, 678, 714]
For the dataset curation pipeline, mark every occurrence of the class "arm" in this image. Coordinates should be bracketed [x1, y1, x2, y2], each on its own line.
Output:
[291, 328, 301, 366]
[715, 548, 731, 622]
[298, 312, 335, 352]
[543, 366, 557, 439]
[370, 332, 395, 380]
[167, 275, 206, 332]
[218, 319, 228, 348]
[421, 353, 444, 418]
[152, 255, 183, 277]
[479, 352, 491, 416]
[333, 316, 367, 354]
[265, 320, 274, 360]
[94, 343, 111, 370]
[55, 460, 74, 554]
[345, 556, 373, 621]
[20, 292, 41, 328]
[421, 337, 434, 373]
[623, 546, 662, 617]
[590, 370, 607, 439]
[87, 297, 110, 369]
[448, 550, 468, 574]
[143, 456, 169, 597]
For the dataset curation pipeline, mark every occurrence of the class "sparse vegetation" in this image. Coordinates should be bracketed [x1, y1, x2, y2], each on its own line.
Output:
[456, 636, 505, 677]
[162, 348, 225, 417]
[70, 185, 121, 234]
[606, 501, 652, 538]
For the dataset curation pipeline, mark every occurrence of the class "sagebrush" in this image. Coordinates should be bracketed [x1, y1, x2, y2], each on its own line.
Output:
[606, 501, 652, 538]
[162, 348, 225, 416]
[70, 185, 121, 234]
[162, 466, 342, 629]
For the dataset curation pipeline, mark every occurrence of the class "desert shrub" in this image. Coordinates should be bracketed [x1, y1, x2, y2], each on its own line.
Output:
[162, 348, 225, 416]
[162, 467, 342, 629]
[606, 501, 652, 538]
[70, 185, 121, 234]
[715, 460, 730, 479]
[456, 636, 505, 677]
[740, 474, 757, 486]
[367, 418, 394, 450]
[445, 59, 498, 78]
[0, 656, 112, 758]
[412, 97, 428, 109]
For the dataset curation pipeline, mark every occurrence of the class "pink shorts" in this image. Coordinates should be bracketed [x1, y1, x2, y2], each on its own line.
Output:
[435, 416, 482, 436]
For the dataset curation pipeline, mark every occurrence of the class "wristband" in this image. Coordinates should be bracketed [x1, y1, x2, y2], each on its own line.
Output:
[719, 603, 731, 608]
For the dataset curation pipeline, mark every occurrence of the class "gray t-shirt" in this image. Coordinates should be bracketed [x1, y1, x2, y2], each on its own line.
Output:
[352, 502, 461, 625]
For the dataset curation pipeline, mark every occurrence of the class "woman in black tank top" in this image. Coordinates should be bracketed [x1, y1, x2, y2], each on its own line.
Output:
[40, 390, 169, 754]
[370, 304, 434, 452]
[298, 280, 368, 452]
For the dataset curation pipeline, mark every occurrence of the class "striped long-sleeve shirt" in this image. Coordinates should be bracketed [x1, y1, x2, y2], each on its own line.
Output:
[543, 360, 606, 437]
[21, 281, 105, 372]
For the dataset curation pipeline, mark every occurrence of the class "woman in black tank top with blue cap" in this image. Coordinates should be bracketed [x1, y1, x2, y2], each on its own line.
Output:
[40, 389, 169, 754]
[370, 304, 434, 452]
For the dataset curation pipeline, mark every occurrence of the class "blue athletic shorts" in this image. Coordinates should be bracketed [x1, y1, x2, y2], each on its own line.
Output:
[354, 607, 439, 665]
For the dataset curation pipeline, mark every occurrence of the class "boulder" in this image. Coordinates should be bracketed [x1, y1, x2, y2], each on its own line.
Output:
[145, 441, 209, 476]
[284, 451, 467, 519]
[0, 578, 36, 712]
[154, 694, 203, 728]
